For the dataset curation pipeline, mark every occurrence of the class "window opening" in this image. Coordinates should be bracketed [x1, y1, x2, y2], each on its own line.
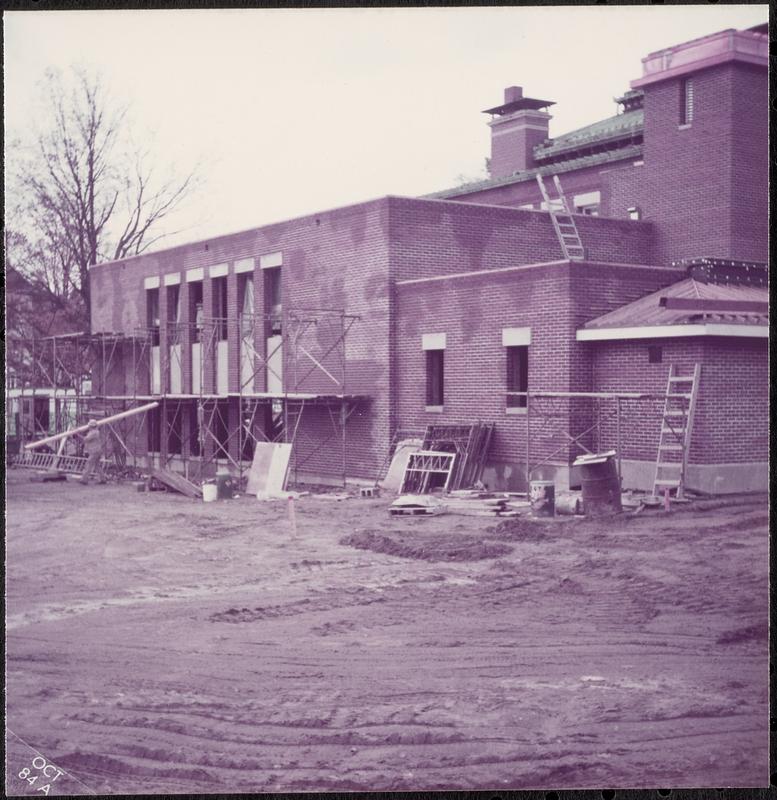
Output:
[506, 345, 529, 408]
[212, 276, 228, 340]
[190, 281, 203, 343]
[426, 350, 444, 407]
[680, 78, 694, 124]
[146, 287, 160, 346]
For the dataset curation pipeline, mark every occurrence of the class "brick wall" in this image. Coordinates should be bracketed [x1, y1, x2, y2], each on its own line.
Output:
[608, 62, 768, 264]
[387, 197, 655, 281]
[591, 336, 767, 465]
[394, 261, 684, 486]
[90, 198, 394, 480]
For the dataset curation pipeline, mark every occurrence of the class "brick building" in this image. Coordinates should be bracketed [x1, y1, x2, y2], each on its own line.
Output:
[88, 21, 768, 494]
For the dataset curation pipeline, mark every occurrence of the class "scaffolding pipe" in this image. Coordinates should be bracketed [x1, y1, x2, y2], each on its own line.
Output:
[24, 401, 159, 450]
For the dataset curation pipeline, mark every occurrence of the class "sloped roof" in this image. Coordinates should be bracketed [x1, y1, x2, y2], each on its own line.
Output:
[533, 108, 643, 161]
[583, 278, 769, 330]
[427, 144, 642, 199]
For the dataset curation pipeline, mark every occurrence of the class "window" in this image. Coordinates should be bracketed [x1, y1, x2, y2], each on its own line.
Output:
[167, 284, 181, 326]
[573, 190, 600, 216]
[146, 287, 160, 346]
[189, 402, 201, 457]
[147, 405, 161, 454]
[212, 276, 228, 340]
[648, 345, 663, 364]
[189, 281, 203, 343]
[680, 78, 694, 125]
[167, 405, 182, 455]
[239, 274, 254, 335]
[264, 267, 282, 335]
[506, 346, 529, 408]
[627, 206, 641, 221]
[426, 350, 444, 407]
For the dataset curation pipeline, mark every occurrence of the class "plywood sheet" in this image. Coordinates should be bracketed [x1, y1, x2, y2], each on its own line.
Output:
[379, 439, 422, 493]
[246, 442, 292, 496]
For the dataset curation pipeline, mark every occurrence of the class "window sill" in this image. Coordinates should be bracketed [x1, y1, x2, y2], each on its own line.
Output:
[505, 406, 527, 415]
[678, 123, 692, 130]
[425, 405, 444, 413]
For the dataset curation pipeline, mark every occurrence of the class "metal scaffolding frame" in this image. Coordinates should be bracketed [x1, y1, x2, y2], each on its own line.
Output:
[35, 309, 365, 486]
[6, 330, 155, 478]
[506, 389, 676, 487]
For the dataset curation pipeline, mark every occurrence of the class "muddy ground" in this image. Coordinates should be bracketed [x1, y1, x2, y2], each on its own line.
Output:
[4, 470, 769, 794]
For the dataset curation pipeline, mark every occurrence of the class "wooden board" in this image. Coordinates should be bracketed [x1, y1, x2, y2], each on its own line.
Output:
[245, 442, 292, 497]
[150, 468, 202, 498]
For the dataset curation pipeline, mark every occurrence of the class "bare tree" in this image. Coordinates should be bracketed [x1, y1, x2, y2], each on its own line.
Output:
[11, 67, 200, 318]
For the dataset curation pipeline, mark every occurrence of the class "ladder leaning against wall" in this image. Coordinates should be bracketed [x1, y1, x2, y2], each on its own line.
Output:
[652, 363, 701, 500]
[536, 173, 586, 261]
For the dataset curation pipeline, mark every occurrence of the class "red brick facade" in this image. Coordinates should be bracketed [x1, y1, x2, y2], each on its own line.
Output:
[87, 24, 767, 491]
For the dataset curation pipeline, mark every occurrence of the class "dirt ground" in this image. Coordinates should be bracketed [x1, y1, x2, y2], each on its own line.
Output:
[4, 470, 769, 794]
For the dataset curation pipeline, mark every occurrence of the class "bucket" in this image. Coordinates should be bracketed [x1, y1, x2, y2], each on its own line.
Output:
[580, 457, 622, 516]
[529, 480, 555, 516]
[202, 483, 217, 503]
[215, 471, 234, 500]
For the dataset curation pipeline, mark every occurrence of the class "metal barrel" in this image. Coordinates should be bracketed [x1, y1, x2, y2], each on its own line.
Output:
[580, 457, 622, 516]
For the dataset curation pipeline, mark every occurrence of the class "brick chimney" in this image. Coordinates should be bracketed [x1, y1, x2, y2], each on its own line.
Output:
[484, 86, 554, 178]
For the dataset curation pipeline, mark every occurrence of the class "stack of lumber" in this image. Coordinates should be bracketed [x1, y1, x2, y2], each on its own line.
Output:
[444, 490, 530, 518]
[389, 495, 446, 516]
[421, 423, 494, 491]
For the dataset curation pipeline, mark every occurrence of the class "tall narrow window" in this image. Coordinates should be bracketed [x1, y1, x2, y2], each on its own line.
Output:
[167, 405, 182, 455]
[506, 346, 529, 408]
[264, 267, 282, 335]
[167, 284, 181, 324]
[426, 350, 444, 407]
[147, 405, 161, 454]
[212, 276, 228, 340]
[190, 281, 203, 343]
[189, 402, 201, 457]
[239, 274, 254, 334]
[680, 78, 694, 125]
[146, 288, 160, 346]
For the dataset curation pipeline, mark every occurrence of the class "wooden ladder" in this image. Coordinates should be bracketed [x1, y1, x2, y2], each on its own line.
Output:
[536, 174, 585, 261]
[652, 363, 701, 500]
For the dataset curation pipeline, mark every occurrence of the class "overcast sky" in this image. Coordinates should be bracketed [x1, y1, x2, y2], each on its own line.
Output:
[4, 4, 768, 249]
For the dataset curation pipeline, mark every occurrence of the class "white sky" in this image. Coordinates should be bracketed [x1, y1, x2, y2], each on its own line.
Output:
[4, 4, 768, 249]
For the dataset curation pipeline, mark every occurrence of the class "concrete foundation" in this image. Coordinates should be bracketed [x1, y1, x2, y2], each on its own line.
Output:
[620, 459, 768, 495]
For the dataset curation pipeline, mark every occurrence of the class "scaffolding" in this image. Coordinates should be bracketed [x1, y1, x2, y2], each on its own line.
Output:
[507, 389, 681, 487]
[23, 309, 365, 486]
[5, 330, 155, 478]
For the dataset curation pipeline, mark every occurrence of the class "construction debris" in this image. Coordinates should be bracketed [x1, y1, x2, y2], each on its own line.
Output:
[421, 423, 495, 491]
[377, 436, 423, 492]
[444, 491, 529, 518]
[389, 495, 446, 516]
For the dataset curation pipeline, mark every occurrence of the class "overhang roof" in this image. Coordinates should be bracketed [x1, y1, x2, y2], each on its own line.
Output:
[483, 96, 555, 115]
[578, 278, 769, 341]
[533, 108, 643, 161]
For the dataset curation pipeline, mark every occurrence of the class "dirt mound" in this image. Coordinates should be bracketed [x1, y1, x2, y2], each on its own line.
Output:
[488, 517, 566, 542]
[716, 622, 768, 645]
[340, 531, 512, 562]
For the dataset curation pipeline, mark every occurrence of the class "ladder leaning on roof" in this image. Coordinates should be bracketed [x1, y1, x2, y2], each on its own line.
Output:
[652, 363, 701, 500]
[536, 173, 586, 261]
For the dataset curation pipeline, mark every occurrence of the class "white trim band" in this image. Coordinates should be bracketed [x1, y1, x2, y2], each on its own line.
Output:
[234, 258, 255, 274]
[209, 263, 229, 278]
[576, 323, 768, 341]
[260, 252, 283, 269]
[502, 327, 532, 346]
[185, 267, 204, 283]
[422, 333, 447, 350]
[143, 276, 160, 290]
[163, 272, 181, 286]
